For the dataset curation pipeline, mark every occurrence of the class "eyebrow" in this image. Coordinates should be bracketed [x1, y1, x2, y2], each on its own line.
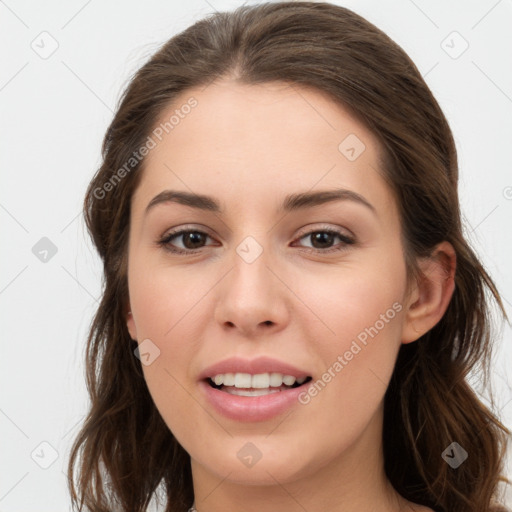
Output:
[144, 188, 376, 216]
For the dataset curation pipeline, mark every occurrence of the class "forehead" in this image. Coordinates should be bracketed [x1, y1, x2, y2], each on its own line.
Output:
[132, 79, 395, 218]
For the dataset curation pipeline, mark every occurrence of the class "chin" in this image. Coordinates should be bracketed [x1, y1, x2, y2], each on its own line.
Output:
[189, 435, 321, 486]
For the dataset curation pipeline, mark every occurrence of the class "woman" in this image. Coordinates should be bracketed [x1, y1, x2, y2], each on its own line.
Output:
[67, 2, 510, 511]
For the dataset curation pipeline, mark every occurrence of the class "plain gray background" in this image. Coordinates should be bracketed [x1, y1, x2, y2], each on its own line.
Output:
[1, 0, 511, 509]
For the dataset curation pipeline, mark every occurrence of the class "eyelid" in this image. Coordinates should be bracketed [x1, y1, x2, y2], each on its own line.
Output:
[158, 224, 217, 247]
[160, 223, 353, 240]
[160, 224, 215, 240]
[158, 223, 356, 254]
[295, 223, 354, 239]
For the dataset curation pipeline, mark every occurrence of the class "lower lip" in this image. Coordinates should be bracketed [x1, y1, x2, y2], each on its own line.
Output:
[199, 380, 309, 422]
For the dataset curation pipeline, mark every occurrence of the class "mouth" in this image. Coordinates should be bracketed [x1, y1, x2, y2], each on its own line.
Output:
[206, 372, 313, 397]
[198, 357, 314, 421]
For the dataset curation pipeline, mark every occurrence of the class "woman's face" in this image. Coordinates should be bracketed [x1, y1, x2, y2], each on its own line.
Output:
[126, 79, 416, 486]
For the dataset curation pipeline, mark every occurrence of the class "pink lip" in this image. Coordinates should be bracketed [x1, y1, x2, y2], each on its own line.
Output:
[199, 380, 310, 422]
[198, 356, 312, 422]
[198, 356, 310, 381]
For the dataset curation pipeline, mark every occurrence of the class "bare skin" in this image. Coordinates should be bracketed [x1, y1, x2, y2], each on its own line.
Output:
[126, 79, 455, 512]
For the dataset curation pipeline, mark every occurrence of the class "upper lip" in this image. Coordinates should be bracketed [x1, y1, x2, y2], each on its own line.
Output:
[198, 356, 311, 381]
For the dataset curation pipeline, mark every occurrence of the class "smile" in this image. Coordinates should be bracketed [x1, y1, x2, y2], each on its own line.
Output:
[198, 356, 314, 421]
[208, 372, 312, 397]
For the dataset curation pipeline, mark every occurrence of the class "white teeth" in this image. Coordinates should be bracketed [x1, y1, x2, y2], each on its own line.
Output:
[252, 373, 270, 388]
[209, 372, 308, 389]
[234, 373, 252, 388]
[269, 372, 283, 387]
[223, 373, 235, 386]
[282, 375, 296, 386]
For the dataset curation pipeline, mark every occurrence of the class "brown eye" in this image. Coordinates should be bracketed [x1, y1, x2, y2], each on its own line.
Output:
[309, 231, 337, 249]
[158, 230, 213, 254]
[158, 227, 355, 255]
[178, 232, 208, 249]
[295, 229, 355, 253]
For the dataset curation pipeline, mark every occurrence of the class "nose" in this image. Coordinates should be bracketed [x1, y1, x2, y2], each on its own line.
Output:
[213, 245, 290, 338]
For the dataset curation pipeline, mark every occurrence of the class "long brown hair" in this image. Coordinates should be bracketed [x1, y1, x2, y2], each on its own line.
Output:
[67, 2, 511, 511]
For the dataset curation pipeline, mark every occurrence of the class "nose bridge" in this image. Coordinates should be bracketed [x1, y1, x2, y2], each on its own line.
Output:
[229, 234, 276, 306]
[213, 231, 289, 334]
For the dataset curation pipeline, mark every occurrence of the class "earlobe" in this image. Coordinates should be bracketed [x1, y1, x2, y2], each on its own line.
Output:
[401, 241, 456, 344]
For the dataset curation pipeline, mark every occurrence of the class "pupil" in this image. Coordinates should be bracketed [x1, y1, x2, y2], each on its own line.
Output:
[184, 232, 205, 249]
[312, 232, 333, 249]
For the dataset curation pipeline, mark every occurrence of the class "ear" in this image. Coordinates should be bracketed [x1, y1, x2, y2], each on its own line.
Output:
[401, 241, 456, 344]
[125, 302, 138, 341]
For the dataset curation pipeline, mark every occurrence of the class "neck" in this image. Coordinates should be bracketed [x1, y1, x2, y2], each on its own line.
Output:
[190, 405, 410, 512]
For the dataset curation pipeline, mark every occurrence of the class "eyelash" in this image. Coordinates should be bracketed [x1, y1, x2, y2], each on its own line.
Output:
[157, 226, 356, 255]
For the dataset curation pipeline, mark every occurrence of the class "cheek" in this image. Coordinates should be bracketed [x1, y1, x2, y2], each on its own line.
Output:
[128, 264, 205, 437]
[128, 261, 209, 339]
[127, 262, 202, 392]
[293, 252, 406, 346]
[292, 255, 406, 412]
